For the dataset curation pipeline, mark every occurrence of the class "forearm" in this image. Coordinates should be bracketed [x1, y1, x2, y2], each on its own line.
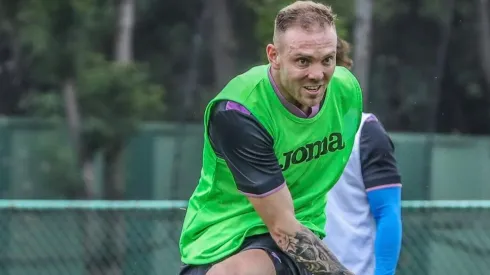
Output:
[374, 210, 402, 275]
[367, 187, 402, 275]
[248, 184, 351, 275]
[272, 222, 353, 275]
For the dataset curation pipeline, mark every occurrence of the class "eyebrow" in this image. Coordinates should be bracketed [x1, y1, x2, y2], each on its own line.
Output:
[292, 51, 336, 58]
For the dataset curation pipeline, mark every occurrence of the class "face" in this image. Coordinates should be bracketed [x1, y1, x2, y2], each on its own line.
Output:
[267, 24, 337, 111]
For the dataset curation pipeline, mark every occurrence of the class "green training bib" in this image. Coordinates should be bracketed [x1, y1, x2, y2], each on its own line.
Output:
[180, 65, 362, 265]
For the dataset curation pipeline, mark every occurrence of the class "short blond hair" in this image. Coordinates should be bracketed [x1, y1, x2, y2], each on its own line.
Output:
[273, 1, 336, 42]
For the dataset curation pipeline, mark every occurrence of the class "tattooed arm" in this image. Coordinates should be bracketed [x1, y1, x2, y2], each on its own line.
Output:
[248, 185, 354, 275]
[207, 101, 353, 274]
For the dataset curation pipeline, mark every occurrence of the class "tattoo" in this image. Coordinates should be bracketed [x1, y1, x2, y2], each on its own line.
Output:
[276, 226, 354, 275]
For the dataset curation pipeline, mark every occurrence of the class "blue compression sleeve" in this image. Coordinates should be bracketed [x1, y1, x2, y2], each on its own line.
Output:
[366, 186, 402, 275]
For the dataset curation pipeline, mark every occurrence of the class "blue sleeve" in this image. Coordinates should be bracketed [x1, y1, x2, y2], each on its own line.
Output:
[367, 186, 402, 275]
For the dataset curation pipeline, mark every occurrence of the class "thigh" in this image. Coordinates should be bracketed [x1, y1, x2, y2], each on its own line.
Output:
[211, 233, 311, 275]
[207, 249, 276, 275]
[181, 234, 312, 275]
[241, 234, 313, 275]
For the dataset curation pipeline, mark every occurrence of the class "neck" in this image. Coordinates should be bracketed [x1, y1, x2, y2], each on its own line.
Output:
[270, 68, 311, 114]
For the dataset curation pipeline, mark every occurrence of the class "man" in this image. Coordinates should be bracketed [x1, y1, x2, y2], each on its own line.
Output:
[179, 2, 363, 274]
[324, 39, 403, 275]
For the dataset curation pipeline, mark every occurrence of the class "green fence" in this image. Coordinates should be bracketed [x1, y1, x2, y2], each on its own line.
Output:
[0, 118, 489, 202]
[0, 200, 187, 275]
[0, 200, 488, 275]
[399, 201, 490, 275]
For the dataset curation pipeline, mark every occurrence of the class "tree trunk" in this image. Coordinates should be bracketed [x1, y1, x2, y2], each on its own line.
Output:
[170, 8, 207, 196]
[110, 0, 134, 193]
[115, 0, 134, 63]
[352, 0, 373, 105]
[98, 0, 135, 274]
[62, 78, 96, 198]
[63, 79, 101, 275]
[477, 0, 490, 88]
[428, 0, 455, 133]
[208, 0, 236, 90]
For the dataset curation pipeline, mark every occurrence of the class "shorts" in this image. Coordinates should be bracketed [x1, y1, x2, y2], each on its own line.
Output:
[179, 233, 311, 275]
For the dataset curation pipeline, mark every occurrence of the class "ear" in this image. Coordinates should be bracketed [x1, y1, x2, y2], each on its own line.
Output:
[266, 44, 280, 70]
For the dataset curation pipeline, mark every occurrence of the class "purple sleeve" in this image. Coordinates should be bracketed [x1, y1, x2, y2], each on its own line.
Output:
[208, 100, 285, 197]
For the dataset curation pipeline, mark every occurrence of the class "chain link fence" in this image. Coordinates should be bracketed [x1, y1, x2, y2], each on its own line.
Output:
[0, 200, 186, 275]
[0, 200, 488, 275]
[399, 201, 490, 275]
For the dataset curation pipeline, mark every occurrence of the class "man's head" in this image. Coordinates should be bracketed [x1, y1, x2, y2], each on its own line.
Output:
[336, 37, 353, 69]
[267, 1, 338, 112]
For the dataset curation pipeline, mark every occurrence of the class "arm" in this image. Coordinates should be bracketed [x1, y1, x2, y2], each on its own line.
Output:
[360, 115, 403, 275]
[367, 188, 401, 275]
[210, 101, 353, 275]
[249, 187, 352, 275]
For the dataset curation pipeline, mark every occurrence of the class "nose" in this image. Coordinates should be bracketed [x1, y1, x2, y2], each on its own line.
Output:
[307, 64, 324, 82]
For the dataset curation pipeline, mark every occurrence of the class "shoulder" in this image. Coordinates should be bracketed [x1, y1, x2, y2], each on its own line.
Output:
[211, 100, 251, 117]
[209, 101, 255, 134]
[329, 66, 362, 110]
[361, 114, 388, 136]
[330, 66, 362, 100]
[205, 65, 271, 124]
[360, 114, 394, 152]
[221, 65, 270, 95]
[209, 100, 272, 146]
[359, 113, 402, 189]
[329, 67, 363, 133]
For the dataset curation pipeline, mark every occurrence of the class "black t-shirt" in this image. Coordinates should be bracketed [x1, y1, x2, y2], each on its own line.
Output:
[208, 101, 401, 196]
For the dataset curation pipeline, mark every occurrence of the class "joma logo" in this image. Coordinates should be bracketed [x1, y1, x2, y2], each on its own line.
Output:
[279, 133, 345, 171]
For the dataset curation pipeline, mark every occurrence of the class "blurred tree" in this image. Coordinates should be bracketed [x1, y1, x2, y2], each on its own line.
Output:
[353, 0, 373, 103]
[101, 0, 135, 273]
[476, 0, 490, 88]
[368, 0, 490, 134]
[12, 1, 163, 273]
[2, 0, 489, 134]
[0, 0, 489, 204]
[0, 1, 28, 115]
[14, 0, 165, 199]
[246, 0, 353, 61]
[14, 0, 111, 198]
[208, 0, 237, 90]
[133, 0, 203, 120]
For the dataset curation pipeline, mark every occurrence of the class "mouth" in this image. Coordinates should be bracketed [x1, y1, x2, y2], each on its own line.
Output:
[303, 85, 323, 95]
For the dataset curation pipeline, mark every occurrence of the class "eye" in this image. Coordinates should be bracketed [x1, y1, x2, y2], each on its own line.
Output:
[323, 56, 334, 66]
[296, 58, 309, 67]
